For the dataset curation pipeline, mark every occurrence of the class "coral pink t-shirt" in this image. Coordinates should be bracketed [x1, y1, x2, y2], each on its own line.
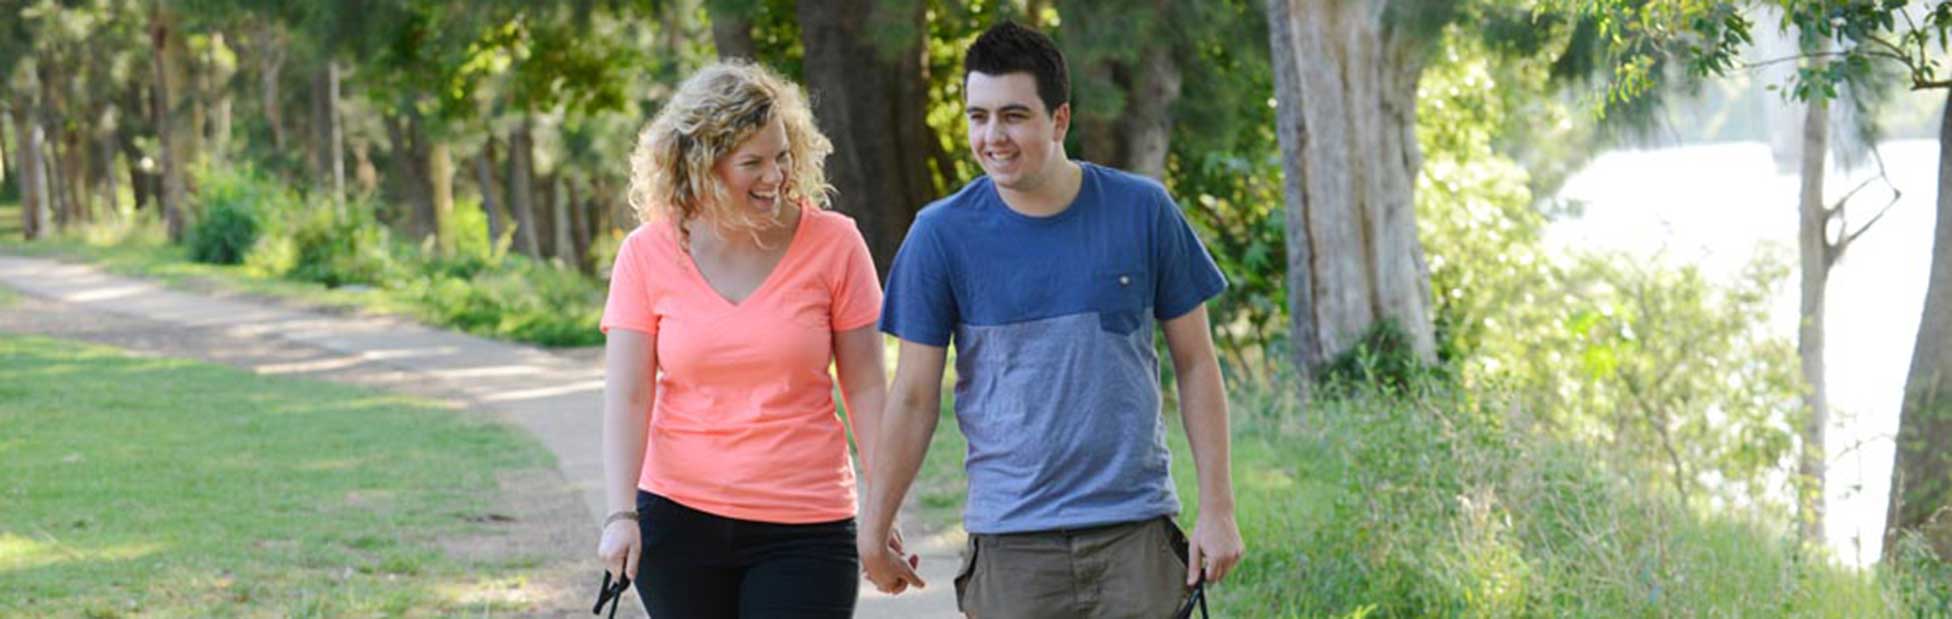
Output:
[600, 204, 882, 524]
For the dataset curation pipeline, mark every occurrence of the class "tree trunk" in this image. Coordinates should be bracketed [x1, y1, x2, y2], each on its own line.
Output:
[44, 123, 70, 232]
[121, 87, 156, 213]
[429, 139, 454, 254]
[38, 61, 72, 232]
[0, 102, 9, 190]
[1061, 0, 1181, 180]
[1797, 92, 1830, 545]
[797, 0, 936, 276]
[1264, 0, 1439, 383]
[384, 113, 434, 240]
[190, 58, 207, 165]
[475, 138, 506, 249]
[1120, 42, 1180, 180]
[537, 171, 560, 259]
[310, 64, 330, 177]
[552, 175, 575, 265]
[99, 130, 119, 217]
[152, 2, 190, 242]
[568, 180, 593, 273]
[707, 0, 758, 60]
[506, 117, 542, 259]
[11, 102, 43, 240]
[1886, 88, 1952, 561]
[258, 23, 287, 150]
[207, 32, 234, 162]
[32, 125, 53, 236]
[328, 61, 345, 215]
[61, 124, 86, 227]
[312, 62, 345, 214]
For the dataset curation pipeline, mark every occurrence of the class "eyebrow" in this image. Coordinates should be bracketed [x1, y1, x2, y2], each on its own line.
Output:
[969, 103, 1035, 115]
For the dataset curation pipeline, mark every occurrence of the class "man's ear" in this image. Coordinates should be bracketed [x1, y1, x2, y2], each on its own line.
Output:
[1051, 102, 1071, 143]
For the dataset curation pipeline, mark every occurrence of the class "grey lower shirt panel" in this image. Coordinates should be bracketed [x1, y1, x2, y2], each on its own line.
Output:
[952, 311, 1179, 534]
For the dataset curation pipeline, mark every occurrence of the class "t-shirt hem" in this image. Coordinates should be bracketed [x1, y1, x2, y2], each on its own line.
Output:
[964, 505, 1181, 535]
[599, 320, 658, 335]
[833, 313, 881, 333]
[1155, 282, 1228, 322]
[880, 322, 950, 347]
[641, 483, 857, 524]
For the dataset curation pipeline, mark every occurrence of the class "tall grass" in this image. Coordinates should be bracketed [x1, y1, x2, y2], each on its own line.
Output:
[1178, 367, 1947, 617]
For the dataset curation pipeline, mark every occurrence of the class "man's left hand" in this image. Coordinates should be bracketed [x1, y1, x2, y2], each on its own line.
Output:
[1186, 510, 1244, 586]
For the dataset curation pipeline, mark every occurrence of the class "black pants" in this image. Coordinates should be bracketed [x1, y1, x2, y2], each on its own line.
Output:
[634, 490, 859, 618]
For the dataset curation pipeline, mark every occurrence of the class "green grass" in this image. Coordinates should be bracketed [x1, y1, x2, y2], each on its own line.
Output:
[906, 369, 1930, 617]
[912, 401, 970, 529]
[1165, 381, 1923, 618]
[0, 334, 554, 618]
[0, 200, 21, 239]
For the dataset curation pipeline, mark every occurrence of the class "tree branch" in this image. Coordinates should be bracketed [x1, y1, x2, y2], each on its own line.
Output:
[1738, 50, 1852, 71]
[1827, 146, 1903, 267]
[1834, 191, 1901, 264]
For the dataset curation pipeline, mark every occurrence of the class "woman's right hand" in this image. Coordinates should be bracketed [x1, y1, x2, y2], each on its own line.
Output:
[596, 519, 642, 581]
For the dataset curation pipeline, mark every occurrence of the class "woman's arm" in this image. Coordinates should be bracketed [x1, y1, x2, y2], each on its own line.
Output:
[832, 325, 889, 486]
[597, 328, 657, 579]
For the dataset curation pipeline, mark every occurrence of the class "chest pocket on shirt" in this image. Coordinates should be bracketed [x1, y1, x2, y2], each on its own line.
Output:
[1092, 268, 1148, 335]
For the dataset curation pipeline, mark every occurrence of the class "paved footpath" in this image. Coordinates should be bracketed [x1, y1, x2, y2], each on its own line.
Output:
[0, 253, 961, 618]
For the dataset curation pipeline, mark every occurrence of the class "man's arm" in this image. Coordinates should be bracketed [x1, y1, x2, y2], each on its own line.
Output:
[1161, 305, 1245, 585]
[857, 339, 948, 594]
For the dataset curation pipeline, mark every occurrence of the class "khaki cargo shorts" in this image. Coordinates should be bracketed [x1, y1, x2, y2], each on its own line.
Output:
[954, 516, 1192, 618]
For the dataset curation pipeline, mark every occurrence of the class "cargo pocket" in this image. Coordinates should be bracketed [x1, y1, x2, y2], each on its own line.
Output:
[1163, 517, 1191, 567]
[954, 535, 981, 613]
[1093, 268, 1147, 335]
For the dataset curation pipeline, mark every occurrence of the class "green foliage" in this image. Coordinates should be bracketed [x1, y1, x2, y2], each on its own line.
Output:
[1187, 373, 1901, 617]
[282, 203, 404, 288]
[396, 253, 603, 346]
[1416, 25, 1803, 506]
[177, 167, 606, 347]
[1885, 532, 1952, 616]
[1318, 319, 1450, 393]
[185, 167, 270, 265]
[1153, 0, 1291, 383]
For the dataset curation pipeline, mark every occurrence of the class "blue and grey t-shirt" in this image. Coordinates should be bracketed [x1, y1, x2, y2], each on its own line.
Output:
[880, 161, 1227, 535]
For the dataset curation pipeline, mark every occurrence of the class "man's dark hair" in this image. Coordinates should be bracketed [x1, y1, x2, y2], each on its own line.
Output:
[964, 21, 1069, 115]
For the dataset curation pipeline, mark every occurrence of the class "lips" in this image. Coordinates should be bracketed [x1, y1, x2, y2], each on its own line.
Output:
[983, 152, 1020, 172]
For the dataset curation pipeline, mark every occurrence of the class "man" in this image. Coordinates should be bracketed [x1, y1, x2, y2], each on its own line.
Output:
[857, 20, 1244, 618]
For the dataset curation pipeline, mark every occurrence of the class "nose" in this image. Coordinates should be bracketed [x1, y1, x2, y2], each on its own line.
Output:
[763, 160, 785, 186]
[981, 119, 1005, 146]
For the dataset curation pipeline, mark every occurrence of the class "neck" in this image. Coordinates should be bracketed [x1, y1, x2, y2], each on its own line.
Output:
[689, 201, 800, 250]
[997, 159, 1083, 217]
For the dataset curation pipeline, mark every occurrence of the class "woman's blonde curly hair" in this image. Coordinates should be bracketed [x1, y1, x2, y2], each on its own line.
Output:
[627, 60, 834, 238]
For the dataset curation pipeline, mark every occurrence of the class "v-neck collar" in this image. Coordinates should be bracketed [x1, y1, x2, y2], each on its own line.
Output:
[677, 203, 811, 310]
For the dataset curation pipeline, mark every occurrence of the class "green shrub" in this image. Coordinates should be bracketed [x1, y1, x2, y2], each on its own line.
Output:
[398, 256, 603, 347]
[186, 167, 279, 265]
[283, 203, 404, 288]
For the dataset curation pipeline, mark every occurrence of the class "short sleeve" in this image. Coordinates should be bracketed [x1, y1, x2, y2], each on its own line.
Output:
[600, 230, 661, 335]
[1151, 192, 1228, 321]
[829, 222, 884, 331]
[878, 217, 958, 347]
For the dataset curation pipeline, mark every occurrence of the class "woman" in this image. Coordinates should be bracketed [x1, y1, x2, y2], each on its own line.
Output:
[595, 60, 893, 618]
